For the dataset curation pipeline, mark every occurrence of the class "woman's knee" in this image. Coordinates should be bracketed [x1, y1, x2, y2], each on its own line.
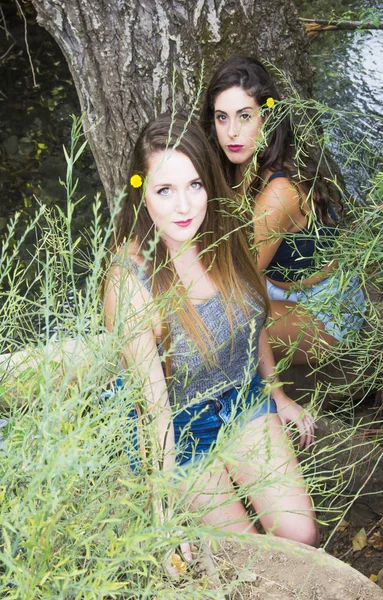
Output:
[270, 516, 319, 547]
[289, 521, 319, 547]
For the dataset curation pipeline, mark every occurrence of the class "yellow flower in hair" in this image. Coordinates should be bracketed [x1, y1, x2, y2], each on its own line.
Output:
[130, 174, 143, 188]
[266, 97, 275, 108]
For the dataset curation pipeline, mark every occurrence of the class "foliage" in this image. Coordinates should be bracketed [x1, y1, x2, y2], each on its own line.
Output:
[257, 94, 383, 400]
[358, 7, 383, 28]
[0, 102, 382, 598]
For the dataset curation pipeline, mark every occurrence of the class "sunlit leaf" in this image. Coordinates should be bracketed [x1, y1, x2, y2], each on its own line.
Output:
[352, 528, 368, 552]
[336, 519, 349, 533]
[370, 531, 383, 550]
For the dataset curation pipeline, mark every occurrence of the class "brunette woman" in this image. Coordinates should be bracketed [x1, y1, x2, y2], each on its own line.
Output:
[200, 56, 365, 364]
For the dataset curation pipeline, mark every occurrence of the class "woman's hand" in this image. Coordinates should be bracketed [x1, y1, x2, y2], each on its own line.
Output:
[273, 393, 317, 449]
[153, 475, 193, 578]
[258, 328, 316, 449]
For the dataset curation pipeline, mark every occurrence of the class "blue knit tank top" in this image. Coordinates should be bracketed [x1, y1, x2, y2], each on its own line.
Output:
[119, 257, 266, 407]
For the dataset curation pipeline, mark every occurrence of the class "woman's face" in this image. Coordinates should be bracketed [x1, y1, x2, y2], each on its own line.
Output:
[144, 149, 208, 252]
[213, 86, 263, 166]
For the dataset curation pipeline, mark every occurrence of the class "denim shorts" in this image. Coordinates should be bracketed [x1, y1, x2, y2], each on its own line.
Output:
[266, 275, 366, 342]
[104, 374, 277, 470]
[174, 373, 277, 466]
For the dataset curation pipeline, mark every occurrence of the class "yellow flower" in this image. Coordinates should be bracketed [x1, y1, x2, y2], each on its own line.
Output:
[130, 174, 143, 188]
[266, 97, 275, 108]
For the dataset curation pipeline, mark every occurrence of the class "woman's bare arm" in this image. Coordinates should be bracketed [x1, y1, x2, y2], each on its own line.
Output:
[253, 178, 337, 287]
[104, 260, 194, 571]
[253, 178, 305, 270]
[103, 262, 175, 471]
[258, 327, 316, 449]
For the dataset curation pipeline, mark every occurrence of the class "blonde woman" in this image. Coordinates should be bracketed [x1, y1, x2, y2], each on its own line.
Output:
[103, 113, 318, 546]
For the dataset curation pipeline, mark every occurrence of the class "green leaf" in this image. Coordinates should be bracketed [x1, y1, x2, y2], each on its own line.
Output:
[74, 140, 88, 163]
[63, 144, 70, 165]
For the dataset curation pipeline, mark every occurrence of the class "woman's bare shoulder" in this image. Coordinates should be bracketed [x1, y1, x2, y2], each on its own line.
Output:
[256, 172, 310, 219]
[105, 246, 152, 309]
[105, 241, 147, 287]
[113, 240, 144, 266]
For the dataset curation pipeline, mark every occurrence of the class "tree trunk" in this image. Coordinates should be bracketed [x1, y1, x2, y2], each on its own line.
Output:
[30, 0, 312, 210]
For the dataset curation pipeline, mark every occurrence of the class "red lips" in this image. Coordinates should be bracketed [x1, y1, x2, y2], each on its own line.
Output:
[227, 145, 244, 152]
[174, 219, 193, 227]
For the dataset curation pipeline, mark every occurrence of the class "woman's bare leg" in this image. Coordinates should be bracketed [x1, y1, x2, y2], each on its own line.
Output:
[267, 300, 337, 365]
[226, 413, 319, 546]
[182, 458, 257, 534]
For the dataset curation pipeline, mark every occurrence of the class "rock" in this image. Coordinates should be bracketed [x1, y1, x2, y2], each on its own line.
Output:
[206, 537, 383, 599]
[349, 501, 379, 526]
[18, 137, 35, 156]
[3, 135, 19, 156]
[280, 358, 371, 405]
[306, 415, 383, 496]
[40, 156, 67, 179]
[0, 419, 7, 451]
[378, 567, 383, 590]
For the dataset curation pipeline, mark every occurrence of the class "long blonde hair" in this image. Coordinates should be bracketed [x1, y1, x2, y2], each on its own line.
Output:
[111, 114, 269, 373]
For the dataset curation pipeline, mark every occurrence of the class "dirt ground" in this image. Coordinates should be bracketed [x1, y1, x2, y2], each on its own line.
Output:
[179, 395, 383, 599]
[319, 395, 383, 584]
[320, 498, 383, 582]
[185, 536, 383, 600]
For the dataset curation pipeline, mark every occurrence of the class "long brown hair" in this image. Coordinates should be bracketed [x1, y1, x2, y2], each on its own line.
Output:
[111, 113, 269, 368]
[200, 55, 341, 223]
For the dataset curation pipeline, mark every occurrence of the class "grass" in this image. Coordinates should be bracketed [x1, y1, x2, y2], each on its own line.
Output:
[0, 100, 382, 598]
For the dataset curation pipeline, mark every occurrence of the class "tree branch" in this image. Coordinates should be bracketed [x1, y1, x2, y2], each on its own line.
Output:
[14, 0, 37, 87]
[301, 18, 383, 36]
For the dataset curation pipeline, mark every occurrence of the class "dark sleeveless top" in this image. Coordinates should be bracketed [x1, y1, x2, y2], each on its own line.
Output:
[264, 172, 338, 282]
[118, 257, 266, 407]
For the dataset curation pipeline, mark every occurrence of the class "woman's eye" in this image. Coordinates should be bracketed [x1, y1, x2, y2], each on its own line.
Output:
[158, 187, 171, 196]
[240, 113, 251, 121]
[216, 114, 226, 122]
[190, 181, 202, 190]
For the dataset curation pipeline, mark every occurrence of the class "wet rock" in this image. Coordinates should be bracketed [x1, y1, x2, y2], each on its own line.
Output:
[39, 189, 62, 206]
[310, 415, 383, 495]
[18, 137, 35, 156]
[3, 135, 19, 156]
[40, 156, 67, 180]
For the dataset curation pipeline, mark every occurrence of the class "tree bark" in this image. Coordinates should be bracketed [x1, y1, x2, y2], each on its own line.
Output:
[30, 0, 312, 210]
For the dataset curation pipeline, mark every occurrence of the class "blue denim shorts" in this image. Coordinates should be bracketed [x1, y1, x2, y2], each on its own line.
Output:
[174, 373, 277, 466]
[103, 374, 277, 470]
[266, 275, 366, 342]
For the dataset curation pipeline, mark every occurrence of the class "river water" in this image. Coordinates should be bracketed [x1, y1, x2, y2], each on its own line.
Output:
[297, 0, 383, 198]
